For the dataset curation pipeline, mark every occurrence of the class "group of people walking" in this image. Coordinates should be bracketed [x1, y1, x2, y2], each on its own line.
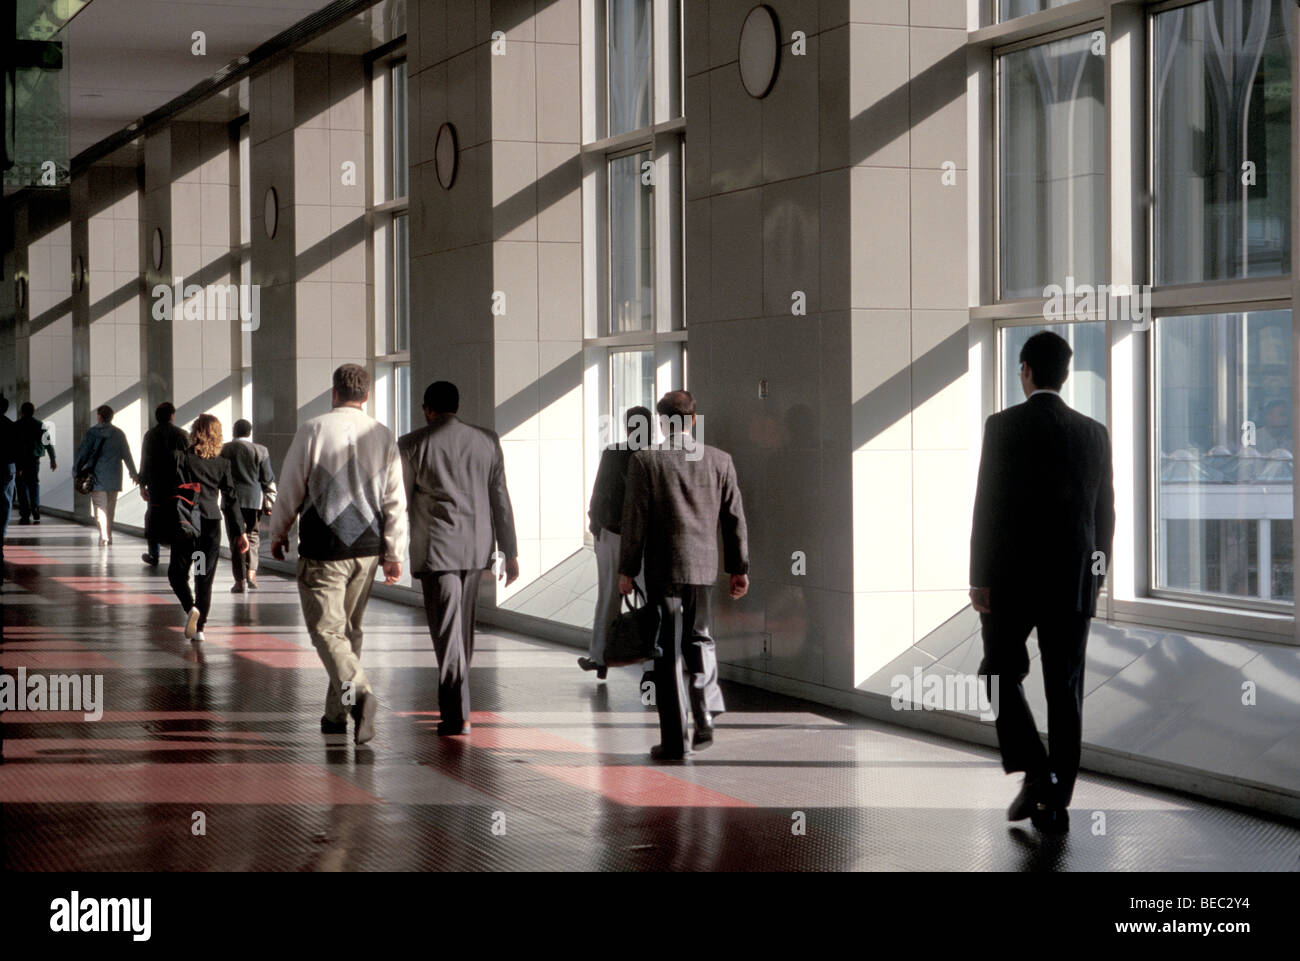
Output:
[1, 330, 1113, 828]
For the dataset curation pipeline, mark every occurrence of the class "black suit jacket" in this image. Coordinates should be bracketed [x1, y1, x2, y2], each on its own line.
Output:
[220, 439, 275, 511]
[970, 392, 1115, 617]
[588, 445, 635, 535]
[140, 422, 189, 498]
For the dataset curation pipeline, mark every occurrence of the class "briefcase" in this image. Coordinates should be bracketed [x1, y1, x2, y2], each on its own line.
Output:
[603, 585, 662, 666]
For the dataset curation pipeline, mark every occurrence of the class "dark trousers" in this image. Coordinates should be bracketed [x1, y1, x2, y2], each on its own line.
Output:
[14, 461, 40, 520]
[168, 517, 222, 631]
[979, 609, 1091, 807]
[226, 507, 261, 581]
[0, 465, 13, 572]
[652, 583, 726, 756]
[418, 569, 484, 728]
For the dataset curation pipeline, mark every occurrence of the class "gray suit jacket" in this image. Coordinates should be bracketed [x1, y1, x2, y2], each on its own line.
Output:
[220, 438, 276, 511]
[618, 440, 749, 590]
[399, 415, 519, 575]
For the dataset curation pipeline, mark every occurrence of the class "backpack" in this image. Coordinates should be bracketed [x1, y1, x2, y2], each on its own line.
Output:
[173, 455, 203, 538]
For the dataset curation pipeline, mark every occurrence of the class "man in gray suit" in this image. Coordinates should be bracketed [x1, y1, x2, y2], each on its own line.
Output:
[400, 381, 519, 736]
[221, 419, 276, 592]
[619, 390, 749, 760]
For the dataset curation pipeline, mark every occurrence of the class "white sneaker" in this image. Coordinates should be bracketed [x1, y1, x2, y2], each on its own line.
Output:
[192, 631, 205, 642]
[184, 607, 201, 640]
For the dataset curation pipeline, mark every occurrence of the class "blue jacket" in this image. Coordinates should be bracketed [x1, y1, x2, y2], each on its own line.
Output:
[74, 422, 138, 492]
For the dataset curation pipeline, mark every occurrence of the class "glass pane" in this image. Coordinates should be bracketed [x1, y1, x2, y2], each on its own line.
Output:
[391, 61, 409, 199]
[610, 349, 656, 443]
[999, 33, 1106, 299]
[1154, 0, 1291, 284]
[1156, 310, 1293, 603]
[1000, 0, 1076, 20]
[239, 124, 251, 246]
[395, 363, 411, 437]
[608, 151, 653, 334]
[393, 213, 409, 352]
[608, 0, 652, 136]
[999, 322, 1107, 423]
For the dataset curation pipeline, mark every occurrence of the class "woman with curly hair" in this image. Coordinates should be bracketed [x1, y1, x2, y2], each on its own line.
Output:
[169, 413, 247, 642]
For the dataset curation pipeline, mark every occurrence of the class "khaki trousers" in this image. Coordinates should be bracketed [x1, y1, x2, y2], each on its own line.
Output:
[297, 555, 381, 723]
[89, 490, 118, 543]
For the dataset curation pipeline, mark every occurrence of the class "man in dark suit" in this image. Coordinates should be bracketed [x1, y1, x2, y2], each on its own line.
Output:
[14, 402, 56, 524]
[970, 330, 1115, 834]
[580, 404, 652, 679]
[0, 396, 17, 586]
[399, 381, 519, 736]
[619, 390, 749, 760]
[138, 402, 189, 566]
[221, 418, 276, 593]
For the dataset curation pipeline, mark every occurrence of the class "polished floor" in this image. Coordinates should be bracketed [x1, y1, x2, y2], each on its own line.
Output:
[1, 520, 1297, 872]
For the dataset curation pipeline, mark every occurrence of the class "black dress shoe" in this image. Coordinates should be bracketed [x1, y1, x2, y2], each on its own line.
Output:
[1030, 804, 1070, 834]
[351, 691, 378, 745]
[577, 657, 608, 680]
[320, 716, 348, 735]
[650, 744, 686, 761]
[692, 713, 715, 750]
[1007, 776, 1042, 821]
[141, 552, 159, 566]
[436, 720, 471, 736]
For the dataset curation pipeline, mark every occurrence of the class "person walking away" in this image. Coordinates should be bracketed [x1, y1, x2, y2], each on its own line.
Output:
[168, 413, 246, 643]
[269, 364, 407, 745]
[14, 402, 56, 524]
[139, 401, 189, 566]
[0, 397, 17, 586]
[581, 405, 652, 679]
[969, 331, 1115, 835]
[618, 390, 749, 761]
[73, 405, 139, 546]
[399, 380, 519, 736]
[221, 418, 276, 593]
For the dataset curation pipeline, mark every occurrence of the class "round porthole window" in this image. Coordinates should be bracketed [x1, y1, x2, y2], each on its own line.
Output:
[264, 187, 279, 239]
[738, 5, 780, 99]
[435, 122, 459, 190]
[151, 227, 164, 271]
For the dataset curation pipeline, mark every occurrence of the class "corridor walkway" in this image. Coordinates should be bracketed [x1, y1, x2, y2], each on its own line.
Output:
[1, 521, 1297, 871]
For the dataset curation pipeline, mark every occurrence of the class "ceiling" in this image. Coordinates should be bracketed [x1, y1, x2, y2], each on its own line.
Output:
[63, 0, 397, 159]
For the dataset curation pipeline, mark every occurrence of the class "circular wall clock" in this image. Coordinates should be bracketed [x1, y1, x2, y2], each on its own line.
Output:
[151, 227, 164, 270]
[435, 122, 459, 189]
[738, 5, 780, 99]
[264, 187, 279, 239]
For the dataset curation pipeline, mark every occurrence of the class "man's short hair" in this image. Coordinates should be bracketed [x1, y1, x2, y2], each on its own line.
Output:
[19, 401, 34, 418]
[625, 405, 652, 433]
[423, 381, 460, 414]
[233, 419, 252, 439]
[333, 364, 370, 403]
[155, 401, 176, 424]
[1019, 331, 1073, 391]
[656, 390, 695, 418]
[97, 404, 114, 423]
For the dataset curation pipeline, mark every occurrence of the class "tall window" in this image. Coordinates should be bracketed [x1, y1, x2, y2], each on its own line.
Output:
[372, 55, 410, 437]
[1155, 311, 1292, 604]
[237, 119, 253, 420]
[1153, 0, 1292, 285]
[1148, 0, 1294, 610]
[998, 31, 1106, 300]
[585, 1, 685, 452]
